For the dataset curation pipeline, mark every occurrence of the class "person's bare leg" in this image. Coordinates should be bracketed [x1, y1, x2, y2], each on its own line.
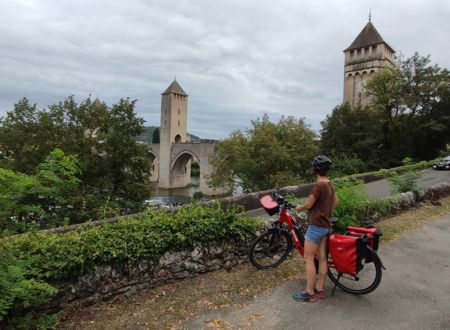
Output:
[304, 239, 320, 295]
[315, 236, 328, 291]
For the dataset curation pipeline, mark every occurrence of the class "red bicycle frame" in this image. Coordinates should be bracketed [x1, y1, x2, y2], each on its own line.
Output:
[278, 206, 306, 256]
[278, 204, 336, 270]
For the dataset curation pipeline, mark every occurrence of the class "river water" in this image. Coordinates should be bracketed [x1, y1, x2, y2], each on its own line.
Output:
[148, 176, 243, 207]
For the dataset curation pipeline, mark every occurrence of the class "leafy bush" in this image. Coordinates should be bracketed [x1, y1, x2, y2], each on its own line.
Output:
[0, 250, 58, 329]
[0, 148, 81, 236]
[1, 203, 261, 282]
[192, 191, 204, 201]
[379, 157, 423, 196]
[332, 179, 368, 230]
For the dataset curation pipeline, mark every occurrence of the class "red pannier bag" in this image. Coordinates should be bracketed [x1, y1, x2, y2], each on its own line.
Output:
[346, 226, 382, 251]
[329, 234, 367, 275]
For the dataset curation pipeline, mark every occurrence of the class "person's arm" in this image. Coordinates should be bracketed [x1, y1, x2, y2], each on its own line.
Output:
[295, 194, 317, 212]
[332, 194, 339, 209]
[331, 186, 339, 209]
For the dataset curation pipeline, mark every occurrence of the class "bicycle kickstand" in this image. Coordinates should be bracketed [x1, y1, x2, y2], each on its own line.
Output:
[331, 274, 341, 296]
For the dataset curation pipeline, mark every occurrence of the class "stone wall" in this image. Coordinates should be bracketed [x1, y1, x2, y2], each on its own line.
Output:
[50, 180, 450, 310]
[51, 237, 260, 309]
[198, 172, 381, 211]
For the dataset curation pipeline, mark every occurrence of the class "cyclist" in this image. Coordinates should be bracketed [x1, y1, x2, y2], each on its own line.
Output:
[292, 155, 339, 302]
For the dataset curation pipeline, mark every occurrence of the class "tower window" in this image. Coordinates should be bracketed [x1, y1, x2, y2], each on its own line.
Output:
[372, 45, 377, 53]
[357, 49, 362, 56]
[350, 50, 354, 58]
[164, 120, 166, 125]
[178, 120, 180, 126]
[174, 134, 182, 143]
[365, 47, 369, 55]
[178, 109, 181, 114]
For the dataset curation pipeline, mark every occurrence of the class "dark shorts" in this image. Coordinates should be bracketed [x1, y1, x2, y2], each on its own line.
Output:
[305, 224, 330, 244]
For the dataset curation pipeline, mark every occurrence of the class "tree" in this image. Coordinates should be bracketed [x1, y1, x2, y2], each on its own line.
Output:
[366, 53, 450, 161]
[0, 96, 152, 223]
[33, 148, 81, 227]
[324, 52, 450, 168]
[152, 127, 160, 143]
[365, 66, 401, 155]
[0, 168, 42, 235]
[0, 149, 81, 234]
[320, 103, 384, 168]
[208, 114, 318, 192]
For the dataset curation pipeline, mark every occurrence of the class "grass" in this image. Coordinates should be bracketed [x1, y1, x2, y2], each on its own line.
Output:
[58, 195, 450, 330]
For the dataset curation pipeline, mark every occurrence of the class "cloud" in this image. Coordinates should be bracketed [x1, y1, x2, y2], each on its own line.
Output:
[1, 0, 449, 139]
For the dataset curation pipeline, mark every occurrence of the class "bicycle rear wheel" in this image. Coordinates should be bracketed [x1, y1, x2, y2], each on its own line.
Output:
[249, 229, 292, 269]
[327, 247, 382, 295]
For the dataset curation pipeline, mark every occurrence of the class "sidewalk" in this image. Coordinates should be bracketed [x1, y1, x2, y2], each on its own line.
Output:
[186, 213, 450, 329]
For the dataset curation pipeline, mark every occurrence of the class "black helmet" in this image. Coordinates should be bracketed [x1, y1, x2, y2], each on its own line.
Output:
[312, 155, 332, 171]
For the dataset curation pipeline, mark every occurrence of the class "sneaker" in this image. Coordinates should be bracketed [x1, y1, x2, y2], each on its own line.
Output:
[292, 290, 316, 302]
[298, 288, 326, 300]
[314, 289, 326, 300]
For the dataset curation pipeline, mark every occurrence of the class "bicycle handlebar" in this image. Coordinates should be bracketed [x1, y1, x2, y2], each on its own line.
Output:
[272, 192, 295, 210]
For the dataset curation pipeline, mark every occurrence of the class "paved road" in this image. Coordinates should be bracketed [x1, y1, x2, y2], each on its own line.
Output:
[246, 168, 450, 218]
[186, 213, 450, 329]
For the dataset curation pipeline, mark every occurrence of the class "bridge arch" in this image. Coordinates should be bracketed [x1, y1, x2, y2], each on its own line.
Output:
[149, 149, 159, 182]
[169, 149, 201, 189]
[171, 150, 201, 170]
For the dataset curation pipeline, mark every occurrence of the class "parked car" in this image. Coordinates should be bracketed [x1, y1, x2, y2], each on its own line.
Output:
[432, 155, 450, 170]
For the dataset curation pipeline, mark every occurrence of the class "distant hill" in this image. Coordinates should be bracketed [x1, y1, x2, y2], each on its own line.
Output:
[137, 126, 201, 143]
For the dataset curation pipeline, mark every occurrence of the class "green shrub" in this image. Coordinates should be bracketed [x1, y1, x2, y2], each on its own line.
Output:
[380, 157, 423, 196]
[332, 179, 368, 230]
[1, 203, 261, 282]
[0, 250, 58, 329]
[192, 191, 204, 201]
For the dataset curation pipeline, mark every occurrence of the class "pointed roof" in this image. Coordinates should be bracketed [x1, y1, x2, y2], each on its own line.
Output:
[161, 80, 188, 96]
[93, 97, 103, 107]
[344, 21, 394, 52]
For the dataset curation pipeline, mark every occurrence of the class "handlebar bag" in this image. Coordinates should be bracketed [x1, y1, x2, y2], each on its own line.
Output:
[329, 234, 367, 275]
[346, 226, 382, 251]
[260, 195, 279, 216]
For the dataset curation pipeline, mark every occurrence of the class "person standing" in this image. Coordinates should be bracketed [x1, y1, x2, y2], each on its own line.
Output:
[293, 155, 339, 302]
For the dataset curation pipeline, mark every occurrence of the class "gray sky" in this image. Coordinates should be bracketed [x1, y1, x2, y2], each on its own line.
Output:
[1, 0, 449, 139]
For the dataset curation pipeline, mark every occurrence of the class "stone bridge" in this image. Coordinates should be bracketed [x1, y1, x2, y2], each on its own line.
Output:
[149, 140, 226, 195]
[149, 80, 227, 196]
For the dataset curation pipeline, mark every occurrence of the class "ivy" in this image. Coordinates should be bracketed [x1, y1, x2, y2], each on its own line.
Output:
[1, 203, 261, 282]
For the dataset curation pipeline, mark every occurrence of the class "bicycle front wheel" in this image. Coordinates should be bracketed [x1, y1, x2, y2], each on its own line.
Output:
[248, 229, 293, 269]
[327, 247, 382, 295]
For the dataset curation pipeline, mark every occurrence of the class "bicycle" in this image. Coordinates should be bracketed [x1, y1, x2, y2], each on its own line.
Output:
[248, 192, 385, 295]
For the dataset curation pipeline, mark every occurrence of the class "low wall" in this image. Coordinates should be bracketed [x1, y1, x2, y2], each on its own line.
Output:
[51, 237, 259, 309]
[49, 180, 450, 310]
[40, 172, 383, 235]
[212, 172, 382, 212]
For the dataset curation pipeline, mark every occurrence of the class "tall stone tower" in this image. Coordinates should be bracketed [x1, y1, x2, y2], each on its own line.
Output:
[158, 80, 189, 188]
[343, 19, 395, 106]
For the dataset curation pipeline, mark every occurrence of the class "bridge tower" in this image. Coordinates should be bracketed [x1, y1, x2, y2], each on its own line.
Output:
[343, 19, 396, 106]
[158, 80, 190, 188]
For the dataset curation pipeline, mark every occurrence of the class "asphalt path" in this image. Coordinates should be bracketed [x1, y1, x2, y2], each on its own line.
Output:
[186, 213, 450, 329]
[246, 168, 450, 218]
